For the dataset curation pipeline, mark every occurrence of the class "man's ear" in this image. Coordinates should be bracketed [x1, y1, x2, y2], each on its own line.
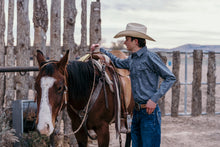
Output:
[36, 50, 46, 68]
[57, 50, 69, 75]
[135, 38, 139, 46]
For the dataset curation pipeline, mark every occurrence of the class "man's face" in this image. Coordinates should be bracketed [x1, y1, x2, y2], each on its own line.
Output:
[124, 36, 137, 52]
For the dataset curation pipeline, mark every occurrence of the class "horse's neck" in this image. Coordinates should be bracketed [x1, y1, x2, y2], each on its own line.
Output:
[67, 60, 94, 101]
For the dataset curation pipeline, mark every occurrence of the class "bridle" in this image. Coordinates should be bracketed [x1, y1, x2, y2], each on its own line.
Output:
[39, 61, 68, 115]
[38, 59, 96, 136]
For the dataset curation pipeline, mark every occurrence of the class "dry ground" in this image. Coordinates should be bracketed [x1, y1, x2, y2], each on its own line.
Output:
[88, 115, 220, 147]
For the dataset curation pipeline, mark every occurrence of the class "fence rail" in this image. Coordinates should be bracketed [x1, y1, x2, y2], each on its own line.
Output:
[0, 66, 38, 72]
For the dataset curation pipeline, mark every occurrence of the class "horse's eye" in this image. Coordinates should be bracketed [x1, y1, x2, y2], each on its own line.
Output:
[57, 86, 63, 93]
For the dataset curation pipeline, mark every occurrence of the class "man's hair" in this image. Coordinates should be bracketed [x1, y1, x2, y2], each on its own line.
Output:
[131, 37, 146, 47]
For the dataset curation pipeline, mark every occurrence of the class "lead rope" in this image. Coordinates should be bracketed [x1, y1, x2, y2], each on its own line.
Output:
[65, 55, 97, 136]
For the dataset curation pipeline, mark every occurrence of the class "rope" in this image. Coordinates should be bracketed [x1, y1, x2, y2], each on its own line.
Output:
[65, 54, 97, 136]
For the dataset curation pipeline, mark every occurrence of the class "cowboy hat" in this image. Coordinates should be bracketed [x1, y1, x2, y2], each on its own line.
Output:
[114, 23, 155, 41]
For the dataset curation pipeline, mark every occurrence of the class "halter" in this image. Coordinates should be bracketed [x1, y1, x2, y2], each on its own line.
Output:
[39, 61, 68, 114]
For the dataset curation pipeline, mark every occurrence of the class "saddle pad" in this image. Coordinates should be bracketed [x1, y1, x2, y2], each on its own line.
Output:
[78, 54, 90, 62]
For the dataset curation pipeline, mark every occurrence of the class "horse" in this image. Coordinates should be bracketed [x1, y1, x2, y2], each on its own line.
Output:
[34, 50, 134, 147]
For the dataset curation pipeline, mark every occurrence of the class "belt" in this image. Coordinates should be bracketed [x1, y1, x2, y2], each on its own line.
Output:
[135, 102, 146, 111]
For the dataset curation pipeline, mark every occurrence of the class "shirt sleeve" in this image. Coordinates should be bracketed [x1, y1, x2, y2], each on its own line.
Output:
[149, 53, 176, 103]
[100, 48, 130, 69]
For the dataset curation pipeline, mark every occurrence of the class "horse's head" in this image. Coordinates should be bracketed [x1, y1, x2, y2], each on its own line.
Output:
[35, 50, 69, 136]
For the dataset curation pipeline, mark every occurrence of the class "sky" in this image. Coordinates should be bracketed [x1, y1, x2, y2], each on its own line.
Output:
[4, 0, 220, 49]
[99, 0, 220, 48]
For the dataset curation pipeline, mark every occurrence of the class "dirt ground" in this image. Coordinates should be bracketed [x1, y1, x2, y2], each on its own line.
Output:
[88, 115, 220, 147]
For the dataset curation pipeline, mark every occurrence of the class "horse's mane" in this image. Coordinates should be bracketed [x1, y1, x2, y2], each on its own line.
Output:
[67, 60, 95, 101]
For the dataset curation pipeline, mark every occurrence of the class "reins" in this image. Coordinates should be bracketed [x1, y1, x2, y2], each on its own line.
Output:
[65, 54, 97, 136]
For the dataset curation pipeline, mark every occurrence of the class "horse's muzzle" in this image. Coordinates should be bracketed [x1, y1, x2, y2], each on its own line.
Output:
[37, 123, 53, 136]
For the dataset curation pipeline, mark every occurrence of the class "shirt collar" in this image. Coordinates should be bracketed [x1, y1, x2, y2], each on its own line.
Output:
[131, 46, 147, 58]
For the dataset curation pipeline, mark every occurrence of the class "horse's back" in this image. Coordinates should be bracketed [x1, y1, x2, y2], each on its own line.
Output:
[110, 50, 134, 113]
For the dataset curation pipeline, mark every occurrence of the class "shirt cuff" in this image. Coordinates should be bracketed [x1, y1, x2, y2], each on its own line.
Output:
[151, 93, 162, 103]
[100, 48, 106, 53]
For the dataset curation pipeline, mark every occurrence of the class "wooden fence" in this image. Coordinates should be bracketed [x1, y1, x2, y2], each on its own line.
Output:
[0, 0, 101, 146]
[157, 51, 218, 117]
[0, 0, 101, 106]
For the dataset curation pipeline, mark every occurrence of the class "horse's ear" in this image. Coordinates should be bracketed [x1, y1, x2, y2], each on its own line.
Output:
[57, 50, 69, 74]
[36, 50, 46, 68]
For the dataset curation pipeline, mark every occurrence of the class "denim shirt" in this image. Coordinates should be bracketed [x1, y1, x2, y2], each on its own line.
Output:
[100, 47, 176, 104]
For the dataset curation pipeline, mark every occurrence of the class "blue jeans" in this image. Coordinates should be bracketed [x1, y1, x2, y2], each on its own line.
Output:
[131, 105, 161, 147]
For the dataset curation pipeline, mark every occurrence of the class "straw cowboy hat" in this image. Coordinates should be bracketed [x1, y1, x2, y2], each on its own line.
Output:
[114, 23, 155, 41]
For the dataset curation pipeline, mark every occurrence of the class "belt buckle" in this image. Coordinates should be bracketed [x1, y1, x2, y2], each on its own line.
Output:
[135, 103, 141, 111]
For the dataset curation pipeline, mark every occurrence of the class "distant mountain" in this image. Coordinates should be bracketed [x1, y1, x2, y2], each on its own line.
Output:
[149, 44, 220, 52]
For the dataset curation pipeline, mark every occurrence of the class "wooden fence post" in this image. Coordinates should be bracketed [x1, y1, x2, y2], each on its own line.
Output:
[50, 0, 63, 146]
[171, 51, 180, 117]
[50, 0, 61, 60]
[32, 0, 48, 92]
[63, 0, 78, 146]
[16, 0, 30, 100]
[4, 0, 15, 109]
[79, 0, 88, 56]
[0, 0, 5, 110]
[157, 52, 167, 116]
[63, 0, 77, 60]
[206, 52, 216, 115]
[192, 50, 203, 116]
[90, 1, 101, 47]
[33, 0, 48, 57]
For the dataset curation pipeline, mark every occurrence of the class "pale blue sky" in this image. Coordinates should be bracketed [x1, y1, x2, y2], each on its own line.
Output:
[100, 0, 220, 48]
[4, 0, 220, 49]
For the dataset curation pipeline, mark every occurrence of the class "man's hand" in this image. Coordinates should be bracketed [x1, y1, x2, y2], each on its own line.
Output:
[90, 44, 99, 52]
[146, 99, 156, 114]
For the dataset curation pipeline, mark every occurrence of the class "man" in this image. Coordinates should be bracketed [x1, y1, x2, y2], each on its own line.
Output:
[91, 23, 176, 147]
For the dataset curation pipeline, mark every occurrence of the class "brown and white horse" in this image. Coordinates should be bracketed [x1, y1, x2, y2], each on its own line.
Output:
[34, 50, 134, 147]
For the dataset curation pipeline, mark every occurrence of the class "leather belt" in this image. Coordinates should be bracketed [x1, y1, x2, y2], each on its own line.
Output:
[135, 102, 146, 111]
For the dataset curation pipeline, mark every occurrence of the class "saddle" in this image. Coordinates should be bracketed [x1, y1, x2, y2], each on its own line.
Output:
[78, 51, 134, 134]
[92, 51, 135, 133]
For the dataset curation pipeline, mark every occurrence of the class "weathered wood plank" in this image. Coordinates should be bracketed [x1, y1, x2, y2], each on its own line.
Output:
[90, 1, 101, 47]
[171, 51, 181, 117]
[4, 0, 15, 109]
[49, 0, 63, 146]
[63, 0, 77, 60]
[157, 52, 167, 116]
[0, 0, 5, 110]
[206, 52, 216, 115]
[63, 2, 78, 146]
[50, 0, 61, 60]
[33, 0, 48, 56]
[192, 50, 203, 116]
[79, 0, 88, 56]
[16, 0, 30, 100]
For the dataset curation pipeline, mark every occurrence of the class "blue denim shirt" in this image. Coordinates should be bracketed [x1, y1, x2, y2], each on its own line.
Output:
[100, 47, 176, 104]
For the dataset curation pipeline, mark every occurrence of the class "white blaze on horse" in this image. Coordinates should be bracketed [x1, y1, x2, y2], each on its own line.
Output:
[37, 76, 56, 136]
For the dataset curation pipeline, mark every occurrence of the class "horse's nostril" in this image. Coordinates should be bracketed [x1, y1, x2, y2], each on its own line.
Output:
[46, 124, 50, 130]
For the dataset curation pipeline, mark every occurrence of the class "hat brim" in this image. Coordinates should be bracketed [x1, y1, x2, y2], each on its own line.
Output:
[114, 30, 155, 41]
